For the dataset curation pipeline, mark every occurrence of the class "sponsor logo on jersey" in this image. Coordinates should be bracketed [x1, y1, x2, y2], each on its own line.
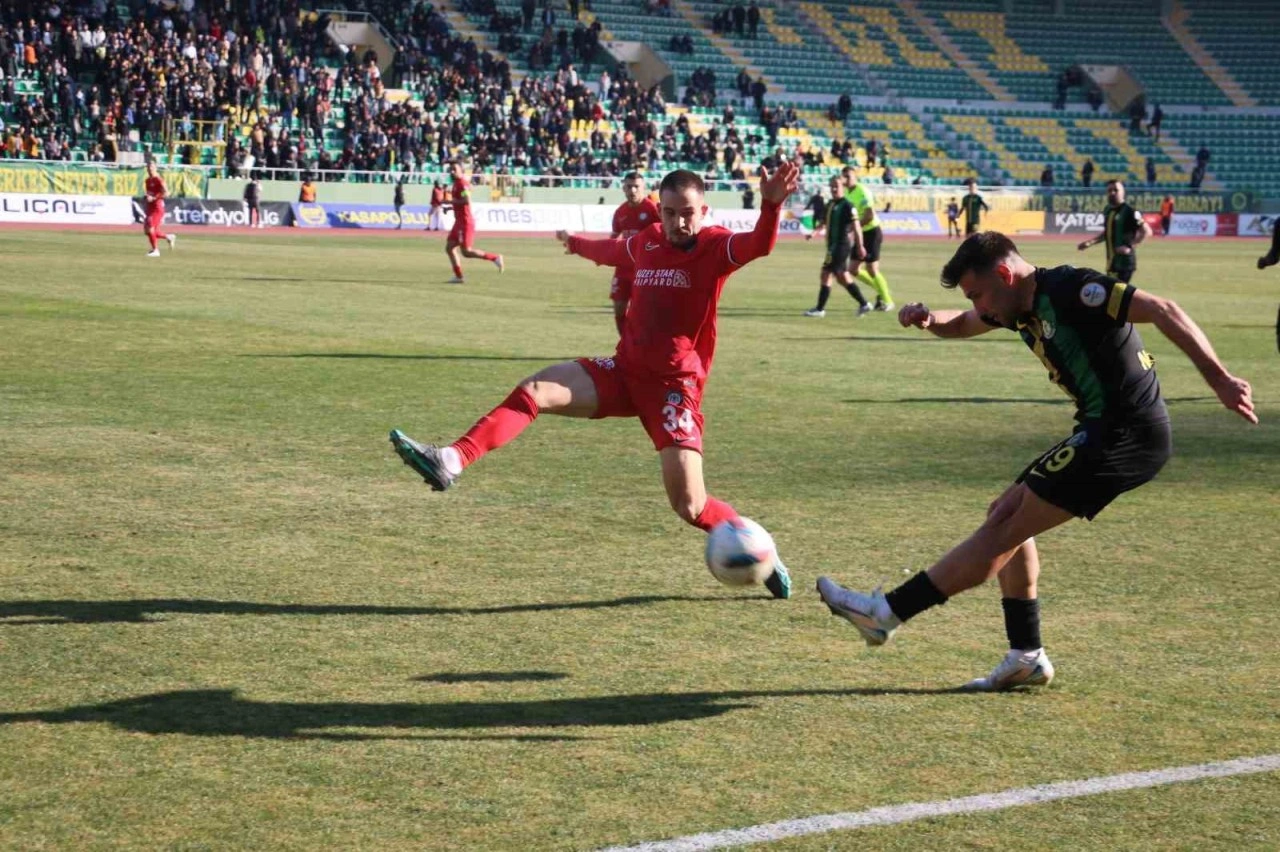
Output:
[634, 268, 692, 289]
[666, 391, 683, 405]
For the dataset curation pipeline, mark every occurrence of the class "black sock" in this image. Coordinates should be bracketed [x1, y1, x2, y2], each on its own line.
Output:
[884, 571, 947, 622]
[815, 285, 832, 311]
[842, 281, 868, 306]
[1002, 597, 1042, 651]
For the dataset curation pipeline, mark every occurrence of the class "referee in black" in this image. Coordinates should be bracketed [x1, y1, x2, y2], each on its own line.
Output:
[961, 178, 989, 236]
[817, 231, 1256, 691]
[1077, 180, 1152, 282]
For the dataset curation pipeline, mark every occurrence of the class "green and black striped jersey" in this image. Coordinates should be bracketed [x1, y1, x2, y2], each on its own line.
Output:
[988, 266, 1168, 426]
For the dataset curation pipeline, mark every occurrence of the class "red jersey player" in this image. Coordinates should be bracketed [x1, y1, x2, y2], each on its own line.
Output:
[143, 161, 176, 257]
[608, 172, 660, 335]
[444, 161, 504, 282]
[391, 163, 801, 598]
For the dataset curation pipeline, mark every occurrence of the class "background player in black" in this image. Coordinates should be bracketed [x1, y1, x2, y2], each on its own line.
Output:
[1257, 216, 1279, 271]
[946, 197, 961, 238]
[961, 179, 989, 236]
[817, 231, 1255, 691]
[1077, 180, 1152, 283]
[1258, 217, 1280, 352]
[804, 176, 870, 317]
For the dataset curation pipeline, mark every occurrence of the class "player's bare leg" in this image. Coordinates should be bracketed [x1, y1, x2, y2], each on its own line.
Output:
[145, 223, 160, 257]
[446, 242, 465, 282]
[818, 484, 1071, 648]
[461, 245, 504, 273]
[391, 360, 599, 490]
[661, 446, 791, 598]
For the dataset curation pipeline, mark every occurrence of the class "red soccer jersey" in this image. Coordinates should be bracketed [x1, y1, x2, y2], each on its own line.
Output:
[145, 175, 166, 210]
[452, 177, 471, 219]
[569, 202, 781, 379]
[611, 198, 659, 239]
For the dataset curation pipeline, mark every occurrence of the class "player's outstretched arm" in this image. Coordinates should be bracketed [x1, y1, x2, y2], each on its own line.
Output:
[1127, 290, 1257, 423]
[898, 303, 997, 338]
[1077, 234, 1101, 251]
[729, 162, 800, 265]
[559, 230, 631, 267]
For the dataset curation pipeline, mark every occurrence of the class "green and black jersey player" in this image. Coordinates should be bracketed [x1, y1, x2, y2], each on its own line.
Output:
[961, 178, 989, 236]
[804, 176, 870, 317]
[1256, 215, 1280, 352]
[816, 231, 1256, 692]
[841, 166, 894, 311]
[1077, 180, 1153, 283]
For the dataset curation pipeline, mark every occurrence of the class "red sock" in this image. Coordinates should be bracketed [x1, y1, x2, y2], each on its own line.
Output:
[156, 229, 168, 240]
[147, 231, 157, 250]
[451, 386, 539, 468]
[691, 497, 738, 532]
[451, 259, 463, 277]
[480, 252, 498, 262]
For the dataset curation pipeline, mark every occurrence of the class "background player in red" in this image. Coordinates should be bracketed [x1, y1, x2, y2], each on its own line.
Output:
[143, 161, 176, 257]
[444, 161, 504, 283]
[608, 173, 660, 335]
[391, 164, 802, 598]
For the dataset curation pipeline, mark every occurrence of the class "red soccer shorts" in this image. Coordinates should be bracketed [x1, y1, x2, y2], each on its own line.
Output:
[609, 272, 633, 302]
[146, 203, 164, 231]
[448, 215, 475, 249]
[577, 356, 705, 453]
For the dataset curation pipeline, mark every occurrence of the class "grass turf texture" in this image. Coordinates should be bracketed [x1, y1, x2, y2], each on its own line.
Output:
[1, 229, 1277, 850]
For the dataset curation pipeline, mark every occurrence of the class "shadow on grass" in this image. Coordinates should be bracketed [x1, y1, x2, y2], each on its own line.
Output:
[245, 353, 574, 362]
[0, 686, 980, 740]
[0, 595, 745, 625]
[780, 335, 1020, 344]
[414, 672, 568, 684]
[841, 395, 1215, 406]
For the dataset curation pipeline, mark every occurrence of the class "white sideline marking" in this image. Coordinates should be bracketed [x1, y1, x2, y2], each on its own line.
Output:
[601, 754, 1280, 852]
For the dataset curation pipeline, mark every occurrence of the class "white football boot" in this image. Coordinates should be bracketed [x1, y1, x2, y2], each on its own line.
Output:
[815, 577, 900, 646]
[962, 648, 1055, 692]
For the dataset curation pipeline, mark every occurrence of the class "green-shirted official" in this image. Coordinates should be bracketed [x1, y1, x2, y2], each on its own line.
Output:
[804, 175, 871, 317]
[841, 166, 894, 311]
[1077, 180, 1153, 283]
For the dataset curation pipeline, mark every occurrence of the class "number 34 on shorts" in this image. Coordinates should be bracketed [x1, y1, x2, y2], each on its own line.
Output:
[662, 391, 698, 441]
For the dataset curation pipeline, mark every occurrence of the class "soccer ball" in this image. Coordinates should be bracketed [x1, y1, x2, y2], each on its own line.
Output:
[705, 518, 777, 587]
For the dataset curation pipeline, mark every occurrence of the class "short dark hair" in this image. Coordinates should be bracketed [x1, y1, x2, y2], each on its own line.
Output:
[1107, 179, 1123, 189]
[623, 171, 642, 183]
[940, 232, 1019, 289]
[659, 169, 704, 197]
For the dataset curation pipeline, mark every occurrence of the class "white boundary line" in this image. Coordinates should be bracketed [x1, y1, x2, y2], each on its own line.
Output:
[601, 754, 1280, 852]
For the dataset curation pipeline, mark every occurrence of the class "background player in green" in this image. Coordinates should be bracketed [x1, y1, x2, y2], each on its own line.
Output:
[804, 176, 871, 317]
[961, 178, 989, 237]
[817, 231, 1256, 691]
[1077, 180, 1152, 283]
[841, 166, 894, 311]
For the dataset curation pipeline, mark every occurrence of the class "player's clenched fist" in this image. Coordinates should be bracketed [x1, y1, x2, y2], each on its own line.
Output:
[899, 302, 933, 329]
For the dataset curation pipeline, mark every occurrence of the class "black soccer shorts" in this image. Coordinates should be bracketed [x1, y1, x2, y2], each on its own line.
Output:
[1016, 419, 1172, 520]
[821, 241, 852, 275]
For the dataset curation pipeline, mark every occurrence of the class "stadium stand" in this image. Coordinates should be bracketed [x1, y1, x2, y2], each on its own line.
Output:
[0, 0, 1276, 197]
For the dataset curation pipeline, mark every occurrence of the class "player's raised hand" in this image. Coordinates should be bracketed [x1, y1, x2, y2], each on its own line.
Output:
[1212, 374, 1258, 424]
[760, 161, 800, 205]
[899, 302, 933, 329]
